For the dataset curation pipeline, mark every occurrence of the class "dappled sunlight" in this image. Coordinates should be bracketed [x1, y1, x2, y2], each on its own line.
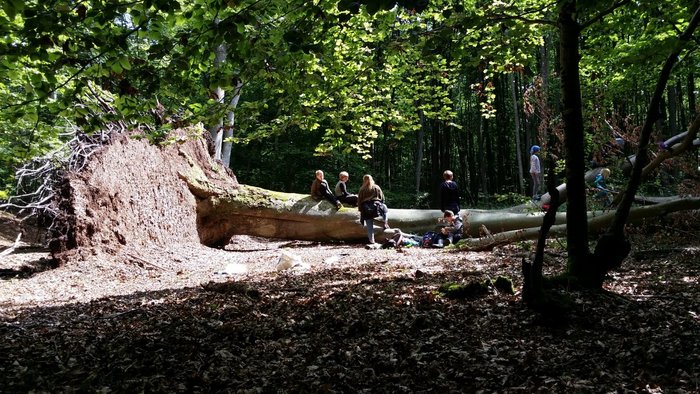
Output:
[2, 225, 700, 391]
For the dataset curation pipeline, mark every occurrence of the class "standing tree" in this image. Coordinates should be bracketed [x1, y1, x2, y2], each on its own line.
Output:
[592, 6, 700, 286]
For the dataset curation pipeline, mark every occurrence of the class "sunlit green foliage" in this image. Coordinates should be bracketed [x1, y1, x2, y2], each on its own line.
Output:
[0, 0, 697, 207]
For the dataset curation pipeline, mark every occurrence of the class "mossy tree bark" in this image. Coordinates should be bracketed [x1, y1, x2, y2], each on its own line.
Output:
[184, 173, 700, 248]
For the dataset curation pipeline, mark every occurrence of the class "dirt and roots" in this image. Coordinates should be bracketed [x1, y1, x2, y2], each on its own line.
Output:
[1, 129, 699, 392]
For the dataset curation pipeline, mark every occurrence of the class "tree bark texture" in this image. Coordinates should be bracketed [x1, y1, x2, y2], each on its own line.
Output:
[462, 197, 700, 252]
[510, 72, 525, 194]
[558, 0, 591, 275]
[190, 181, 572, 246]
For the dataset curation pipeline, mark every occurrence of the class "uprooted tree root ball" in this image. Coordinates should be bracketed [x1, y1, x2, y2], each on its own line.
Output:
[49, 127, 238, 264]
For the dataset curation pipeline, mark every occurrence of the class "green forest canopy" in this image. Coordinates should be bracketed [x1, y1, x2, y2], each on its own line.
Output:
[1, 0, 698, 207]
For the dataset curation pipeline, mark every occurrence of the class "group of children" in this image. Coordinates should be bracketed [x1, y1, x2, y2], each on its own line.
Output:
[309, 141, 623, 247]
[310, 169, 464, 247]
[310, 170, 389, 244]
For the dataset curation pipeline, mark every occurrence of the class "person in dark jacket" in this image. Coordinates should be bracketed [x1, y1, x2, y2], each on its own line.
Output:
[310, 170, 342, 209]
[439, 170, 460, 214]
[334, 171, 358, 206]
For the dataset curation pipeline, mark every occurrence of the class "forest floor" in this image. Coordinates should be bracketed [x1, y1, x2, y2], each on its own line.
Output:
[1, 211, 699, 393]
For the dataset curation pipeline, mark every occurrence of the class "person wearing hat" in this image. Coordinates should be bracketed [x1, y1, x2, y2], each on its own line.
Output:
[529, 145, 541, 200]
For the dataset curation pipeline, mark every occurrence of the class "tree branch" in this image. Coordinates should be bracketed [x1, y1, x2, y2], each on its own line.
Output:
[608, 5, 700, 237]
[580, 0, 632, 30]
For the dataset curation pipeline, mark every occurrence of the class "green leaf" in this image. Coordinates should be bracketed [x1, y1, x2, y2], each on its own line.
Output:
[119, 57, 132, 70]
[110, 61, 123, 73]
[3, 0, 24, 19]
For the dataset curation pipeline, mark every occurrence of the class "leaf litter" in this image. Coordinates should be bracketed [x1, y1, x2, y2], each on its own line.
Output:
[0, 219, 699, 392]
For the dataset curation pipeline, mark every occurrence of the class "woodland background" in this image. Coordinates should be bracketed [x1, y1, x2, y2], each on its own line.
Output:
[1, 0, 697, 211]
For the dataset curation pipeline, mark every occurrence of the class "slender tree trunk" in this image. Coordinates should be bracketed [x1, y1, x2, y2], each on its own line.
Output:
[688, 72, 697, 120]
[383, 122, 393, 188]
[415, 110, 426, 194]
[478, 117, 488, 195]
[656, 96, 667, 138]
[540, 35, 549, 89]
[467, 96, 479, 204]
[668, 83, 678, 136]
[558, 0, 591, 278]
[222, 78, 243, 168]
[677, 79, 686, 129]
[522, 185, 560, 307]
[444, 123, 452, 175]
[431, 119, 443, 206]
[510, 73, 525, 194]
[494, 75, 507, 192]
[486, 118, 495, 194]
[210, 44, 226, 161]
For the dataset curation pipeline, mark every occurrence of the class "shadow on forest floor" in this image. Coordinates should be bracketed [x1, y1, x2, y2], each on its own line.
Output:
[1, 230, 699, 392]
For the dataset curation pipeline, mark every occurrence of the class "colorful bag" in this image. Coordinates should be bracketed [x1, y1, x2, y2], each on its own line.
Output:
[421, 231, 439, 248]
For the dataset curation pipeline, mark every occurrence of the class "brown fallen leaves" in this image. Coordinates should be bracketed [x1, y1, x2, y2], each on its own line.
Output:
[1, 222, 699, 392]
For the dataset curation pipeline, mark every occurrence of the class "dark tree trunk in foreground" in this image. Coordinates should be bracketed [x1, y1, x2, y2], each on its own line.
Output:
[558, 0, 591, 280]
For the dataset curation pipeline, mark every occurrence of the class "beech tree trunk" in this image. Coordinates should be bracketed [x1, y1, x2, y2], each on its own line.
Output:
[510, 72, 525, 194]
[463, 197, 700, 252]
[558, 0, 591, 277]
[210, 43, 226, 161]
[188, 181, 570, 246]
[415, 110, 426, 193]
[187, 177, 700, 249]
[222, 79, 243, 168]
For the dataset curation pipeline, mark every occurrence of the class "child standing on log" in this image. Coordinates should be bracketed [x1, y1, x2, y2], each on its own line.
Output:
[529, 145, 542, 200]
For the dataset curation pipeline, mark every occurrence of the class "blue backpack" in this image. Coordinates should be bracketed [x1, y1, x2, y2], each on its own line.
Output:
[421, 231, 440, 248]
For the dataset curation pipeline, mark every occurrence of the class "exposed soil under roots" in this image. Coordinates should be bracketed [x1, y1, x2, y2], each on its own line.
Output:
[50, 127, 238, 263]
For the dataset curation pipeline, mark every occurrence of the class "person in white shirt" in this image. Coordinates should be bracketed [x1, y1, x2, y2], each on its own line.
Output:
[529, 145, 541, 200]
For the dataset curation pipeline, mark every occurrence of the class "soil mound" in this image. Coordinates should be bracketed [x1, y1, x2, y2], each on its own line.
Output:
[53, 127, 238, 262]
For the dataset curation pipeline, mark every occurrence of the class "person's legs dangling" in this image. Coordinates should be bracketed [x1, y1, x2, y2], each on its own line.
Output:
[380, 210, 389, 229]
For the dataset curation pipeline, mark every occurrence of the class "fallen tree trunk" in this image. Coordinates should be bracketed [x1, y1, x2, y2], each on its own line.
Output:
[531, 126, 700, 209]
[458, 197, 700, 251]
[52, 127, 699, 261]
[189, 182, 572, 245]
[189, 177, 700, 246]
[622, 128, 700, 175]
